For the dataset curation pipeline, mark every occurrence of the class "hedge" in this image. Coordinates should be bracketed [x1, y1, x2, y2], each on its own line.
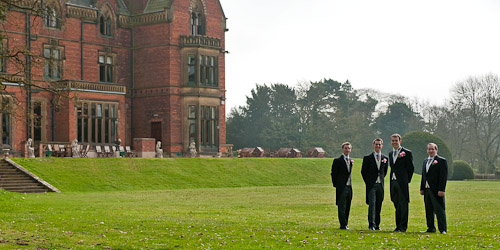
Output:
[401, 131, 453, 179]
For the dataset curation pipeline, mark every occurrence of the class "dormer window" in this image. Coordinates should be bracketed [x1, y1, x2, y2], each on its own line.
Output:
[100, 15, 112, 36]
[44, 1, 61, 28]
[99, 4, 115, 37]
[190, 0, 206, 36]
[191, 13, 205, 36]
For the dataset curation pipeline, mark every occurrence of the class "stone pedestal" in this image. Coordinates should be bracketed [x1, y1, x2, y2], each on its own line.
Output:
[133, 138, 156, 158]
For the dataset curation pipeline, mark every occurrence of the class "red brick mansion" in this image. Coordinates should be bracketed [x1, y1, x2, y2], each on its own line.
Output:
[1, 0, 228, 156]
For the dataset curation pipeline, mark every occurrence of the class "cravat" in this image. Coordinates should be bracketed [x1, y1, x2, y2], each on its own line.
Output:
[377, 154, 381, 162]
[426, 158, 432, 173]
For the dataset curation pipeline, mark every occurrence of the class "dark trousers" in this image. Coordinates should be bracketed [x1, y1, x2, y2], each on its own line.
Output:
[368, 183, 384, 228]
[337, 185, 352, 228]
[424, 189, 447, 232]
[390, 180, 409, 231]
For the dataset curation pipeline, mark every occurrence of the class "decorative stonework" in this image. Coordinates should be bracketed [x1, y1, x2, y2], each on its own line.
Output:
[180, 35, 221, 49]
[118, 11, 168, 27]
[189, 0, 208, 15]
[66, 5, 98, 21]
[56, 80, 127, 94]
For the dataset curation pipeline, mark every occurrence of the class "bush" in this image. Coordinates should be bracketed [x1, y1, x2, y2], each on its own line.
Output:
[451, 160, 475, 180]
[401, 131, 453, 178]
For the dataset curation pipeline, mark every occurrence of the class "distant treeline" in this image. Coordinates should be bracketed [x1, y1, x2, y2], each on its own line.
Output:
[226, 74, 500, 174]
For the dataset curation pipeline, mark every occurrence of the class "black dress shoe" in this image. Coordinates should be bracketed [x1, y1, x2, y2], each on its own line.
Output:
[420, 229, 436, 233]
[340, 226, 350, 230]
[369, 227, 375, 230]
[375, 227, 381, 230]
[393, 228, 401, 232]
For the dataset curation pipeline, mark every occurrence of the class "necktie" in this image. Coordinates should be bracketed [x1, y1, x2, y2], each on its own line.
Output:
[426, 158, 432, 173]
[393, 150, 397, 158]
[377, 154, 380, 162]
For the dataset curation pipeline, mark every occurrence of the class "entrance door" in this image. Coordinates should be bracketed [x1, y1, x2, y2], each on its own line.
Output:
[151, 122, 162, 143]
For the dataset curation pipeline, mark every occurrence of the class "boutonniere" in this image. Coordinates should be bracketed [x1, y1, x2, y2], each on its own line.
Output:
[398, 151, 406, 158]
[382, 158, 387, 163]
[350, 159, 354, 164]
[433, 160, 438, 165]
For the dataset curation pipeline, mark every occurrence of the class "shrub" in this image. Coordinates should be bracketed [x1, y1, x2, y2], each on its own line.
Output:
[401, 131, 453, 178]
[451, 160, 475, 180]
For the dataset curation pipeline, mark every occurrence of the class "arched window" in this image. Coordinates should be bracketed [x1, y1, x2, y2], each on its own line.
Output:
[99, 4, 115, 37]
[190, 0, 206, 35]
[44, 1, 61, 28]
[100, 15, 112, 36]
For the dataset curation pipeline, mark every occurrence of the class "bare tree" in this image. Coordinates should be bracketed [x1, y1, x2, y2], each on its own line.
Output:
[450, 73, 500, 174]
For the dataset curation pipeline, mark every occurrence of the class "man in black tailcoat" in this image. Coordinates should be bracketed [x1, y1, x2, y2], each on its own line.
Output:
[331, 142, 354, 230]
[420, 143, 448, 234]
[361, 138, 389, 230]
[388, 133, 414, 232]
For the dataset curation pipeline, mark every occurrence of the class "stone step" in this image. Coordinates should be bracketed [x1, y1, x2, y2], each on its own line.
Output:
[0, 159, 58, 193]
[0, 184, 45, 189]
[2, 187, 50, 193]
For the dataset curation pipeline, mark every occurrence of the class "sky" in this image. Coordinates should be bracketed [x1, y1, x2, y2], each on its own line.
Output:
[218, 0, 500, 114]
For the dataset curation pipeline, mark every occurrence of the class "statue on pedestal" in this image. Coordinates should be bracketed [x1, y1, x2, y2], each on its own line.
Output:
[27, 138, 35, 158]
[155, 141, 163, 158]
[71, 139, 80, 157]
[189, 140, 197, 158]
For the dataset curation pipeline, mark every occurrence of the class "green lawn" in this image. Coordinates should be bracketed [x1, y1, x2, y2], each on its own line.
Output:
[0, 158, 498, 249]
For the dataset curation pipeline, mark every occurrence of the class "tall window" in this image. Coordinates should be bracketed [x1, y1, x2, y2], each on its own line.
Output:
[0, 40, 6, 72]
[199, 55, 217, 86]
[99, 54, 114, 83]
[32, 102, 43, 141]
[44, 6, 58, 28]
[100, 15, 112, 36]
[186, 54, 218, 86]
[77, 101, 118, 144]
[44, 46, 62, 79]
[200, 106, 218, 147]
[0, 98, 12, 145]
[188, 105, 197, 144]
[191, 12, 205, 36]
[188, 55, 196, 85]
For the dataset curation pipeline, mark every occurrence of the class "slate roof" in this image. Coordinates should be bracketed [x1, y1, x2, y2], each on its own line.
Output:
[67, 0, 94, 8]
[144, 0, 173, 13]
[67, 0, 130, 15]
[116, 0, 131, 15]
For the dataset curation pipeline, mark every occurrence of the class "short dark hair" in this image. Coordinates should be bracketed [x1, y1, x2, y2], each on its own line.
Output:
[373, 138, 383, 144]
[342, 142, 351, 149]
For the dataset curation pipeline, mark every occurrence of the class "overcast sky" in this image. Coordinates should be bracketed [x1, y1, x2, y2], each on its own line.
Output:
[218, 0, 500, 114]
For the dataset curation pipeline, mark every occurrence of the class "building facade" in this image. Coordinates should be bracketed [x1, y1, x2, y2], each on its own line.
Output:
[1, 0, 227, 156]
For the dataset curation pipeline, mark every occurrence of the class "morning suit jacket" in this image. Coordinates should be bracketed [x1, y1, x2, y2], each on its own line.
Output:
[420, 155, 448, 206]
[361, 153, 389, 204]
[331, 155, 353, 205]
[388, 147, 415, 202]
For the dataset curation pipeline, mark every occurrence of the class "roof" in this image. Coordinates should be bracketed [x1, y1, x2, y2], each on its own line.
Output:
[117, 0, 131, 15]
[67, 0, 95, 8]
[67, 0, 130, 15]
[144, 0, 173, 13]
[308, 147, 325, 153]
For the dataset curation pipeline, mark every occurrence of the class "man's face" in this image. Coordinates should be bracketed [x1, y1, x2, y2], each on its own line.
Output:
[427, 145, 438, 157]
[391, 136, 401, 149]
[373, 140, 383, 153]
[342, 145, 352, 156]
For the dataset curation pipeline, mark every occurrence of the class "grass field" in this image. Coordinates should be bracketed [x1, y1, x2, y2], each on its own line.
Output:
[0, 157, 499, 249]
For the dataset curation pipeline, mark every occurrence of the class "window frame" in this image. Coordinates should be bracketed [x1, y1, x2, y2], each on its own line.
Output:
[77, 100, 119, 144]
[43, 44, 64, 80]
[0, 39, 7, 73]
[98, 52, 115, 83]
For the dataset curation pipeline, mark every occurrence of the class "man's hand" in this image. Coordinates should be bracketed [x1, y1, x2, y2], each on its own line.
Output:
[420, 190, 424, 195]
[438, 191, 445, 197]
